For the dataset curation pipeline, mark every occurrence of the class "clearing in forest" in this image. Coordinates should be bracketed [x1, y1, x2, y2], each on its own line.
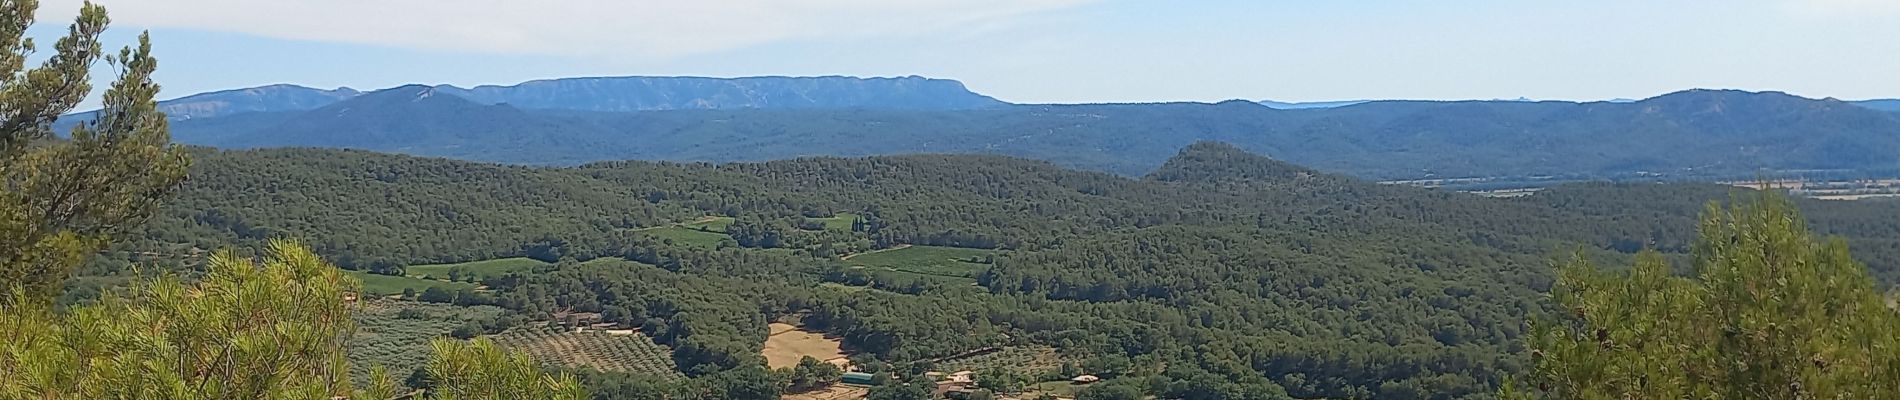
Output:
[405, 257, 548, 281]
[844, 245, 996, 278]
[682, 216, 736, 232]
[801, 212, 862, 231]
[631, 216, 736, 248]
[640, 226, 731, 248]
[345, 269, 477, 296]
[762, 322, 850, 370]
[490, 324, 684, 379]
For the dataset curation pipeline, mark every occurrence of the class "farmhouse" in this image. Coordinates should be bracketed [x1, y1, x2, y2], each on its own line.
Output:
[841, 372, 877, 386]
[946, 370, 975, 384]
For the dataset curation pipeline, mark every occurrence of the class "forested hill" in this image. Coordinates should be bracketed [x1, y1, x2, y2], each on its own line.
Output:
[96, 143, 1900, 398]
[163, 88, 1900, 180]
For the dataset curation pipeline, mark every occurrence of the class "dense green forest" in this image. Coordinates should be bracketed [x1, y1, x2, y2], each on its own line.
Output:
[83, 142, 1900, 399]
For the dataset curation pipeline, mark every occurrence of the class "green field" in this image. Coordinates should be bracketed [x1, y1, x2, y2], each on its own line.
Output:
[639, 226, 731, 248]
[406, 257, 548, 280]
[803, 212, 861, 231]
[346, 269, 477, 296]
[349, 301, 506, 384]
[845, 245, 996, 278]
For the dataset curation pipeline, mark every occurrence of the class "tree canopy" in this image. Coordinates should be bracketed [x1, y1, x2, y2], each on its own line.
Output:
[1510, 194, 1900, 398]
[0, 239, 585, 399]
[0, 0, 188, 304]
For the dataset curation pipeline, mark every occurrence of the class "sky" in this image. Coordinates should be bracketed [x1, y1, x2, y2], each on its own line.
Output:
[26, 0, 1900, 105]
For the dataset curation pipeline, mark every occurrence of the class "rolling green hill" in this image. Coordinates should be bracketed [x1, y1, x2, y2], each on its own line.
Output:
[95, 143, 1900, 399]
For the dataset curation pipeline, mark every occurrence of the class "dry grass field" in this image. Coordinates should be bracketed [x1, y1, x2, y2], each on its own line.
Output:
[763, 322, 850, 370]
[780, 385, 870, 400]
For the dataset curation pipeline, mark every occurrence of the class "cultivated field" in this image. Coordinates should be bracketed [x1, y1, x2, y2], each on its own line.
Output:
[782, 385, 870, 400]
[348, 301, 506, 384]
[937, 346, 1071, 376]
[763, 322, 850, 370]
[845, 245, 996, 278]
[406, 257, 548, 280]
[490, 324, 684, 379]
[345, 269, 477, 296]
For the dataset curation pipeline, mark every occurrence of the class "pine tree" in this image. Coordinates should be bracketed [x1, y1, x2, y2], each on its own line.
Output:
[1507, 192, 1900, 398]
[0, 3, 586, 398]
[0, 239, 587, 399]
[426, 337, 587, 400]
[0, 0, 190, 304]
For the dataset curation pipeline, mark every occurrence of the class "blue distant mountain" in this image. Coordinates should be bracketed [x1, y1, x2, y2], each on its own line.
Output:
[1853, 99, 1900, 112]
[156, 85, 1900, 181]
[151, 84, 362, 120]
[1256, 99, 1369, 109]
[433, 75, 1005, 111]
[70, 75, 1007, 124]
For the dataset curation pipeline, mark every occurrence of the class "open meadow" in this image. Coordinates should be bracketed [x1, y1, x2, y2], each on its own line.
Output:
[763, 323, 851, 370]
[802, 212, 861, 231]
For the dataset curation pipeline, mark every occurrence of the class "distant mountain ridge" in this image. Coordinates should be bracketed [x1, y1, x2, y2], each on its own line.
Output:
[222, 85, 610, 164]
[1256, 99, 1368, 109]
[1855, 99, 1900, 112]
[151, 84, 361, 120]
[433, 75, 1004, 111]
[137, 77, 1900, 117]
[164, 86, 1900, 180]
[117, 75, 1004, 121]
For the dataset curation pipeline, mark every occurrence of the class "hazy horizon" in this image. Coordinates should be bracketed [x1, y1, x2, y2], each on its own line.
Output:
[27, 0, 1900, 107]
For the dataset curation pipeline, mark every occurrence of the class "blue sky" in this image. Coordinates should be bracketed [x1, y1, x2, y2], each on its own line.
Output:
[29, 0, 1900, 105]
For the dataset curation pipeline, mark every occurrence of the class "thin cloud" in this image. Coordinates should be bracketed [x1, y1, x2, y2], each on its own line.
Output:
[39, 0, 1093, 59]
